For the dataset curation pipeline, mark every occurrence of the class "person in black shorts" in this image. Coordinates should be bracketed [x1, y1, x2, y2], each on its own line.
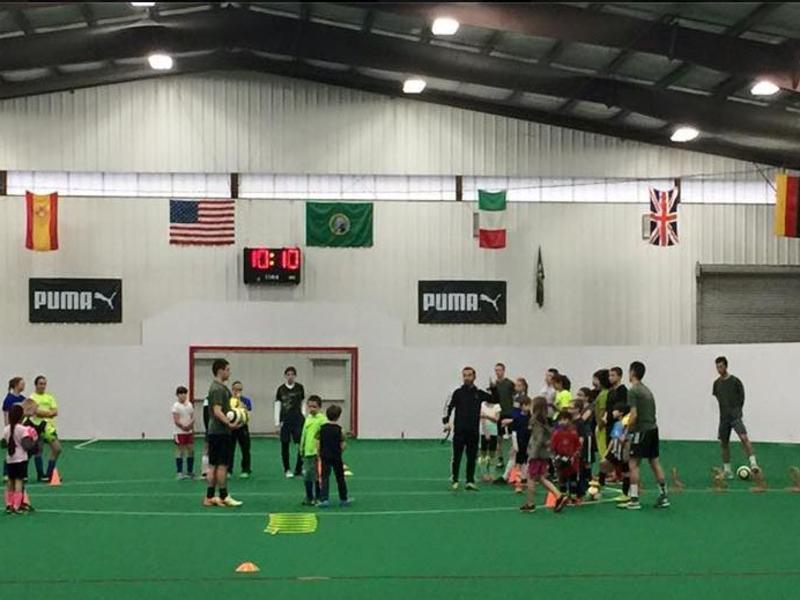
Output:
[619, 361, 668, 511]
[275, 366, 305, 478]
[203, 359, 243, 508]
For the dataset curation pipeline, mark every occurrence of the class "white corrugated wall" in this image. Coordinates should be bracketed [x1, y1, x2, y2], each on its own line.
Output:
[0, 71, 752, 177]
[1, 196, 797, 346]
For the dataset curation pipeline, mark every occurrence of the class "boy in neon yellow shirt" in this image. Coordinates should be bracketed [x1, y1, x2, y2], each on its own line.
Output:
[29, 375, 61, 482]
[299, 395, 327, 506]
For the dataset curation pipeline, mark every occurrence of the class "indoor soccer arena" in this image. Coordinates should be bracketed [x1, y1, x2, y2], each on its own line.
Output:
[1, 2, 800, 599]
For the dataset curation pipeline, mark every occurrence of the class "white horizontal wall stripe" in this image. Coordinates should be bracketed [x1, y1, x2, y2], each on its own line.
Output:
[7, 172, 777, 204]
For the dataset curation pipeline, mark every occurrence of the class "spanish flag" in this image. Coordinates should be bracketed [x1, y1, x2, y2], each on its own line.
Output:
[775, 174, 800, 238]
[25, 191, 59, 251]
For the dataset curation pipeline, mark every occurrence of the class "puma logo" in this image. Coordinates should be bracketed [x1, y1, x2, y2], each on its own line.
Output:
[479, 293, 502, 312]
[94, 291, 117, 310]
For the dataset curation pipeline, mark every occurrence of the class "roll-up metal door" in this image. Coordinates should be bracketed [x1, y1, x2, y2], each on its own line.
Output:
[697, 264, 800, 344]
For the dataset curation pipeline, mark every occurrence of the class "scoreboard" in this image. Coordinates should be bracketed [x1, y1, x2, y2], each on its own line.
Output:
[243, 247, 301, 284]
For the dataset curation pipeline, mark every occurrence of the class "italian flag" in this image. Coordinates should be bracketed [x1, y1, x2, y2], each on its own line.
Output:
[478, 189, 506, 249]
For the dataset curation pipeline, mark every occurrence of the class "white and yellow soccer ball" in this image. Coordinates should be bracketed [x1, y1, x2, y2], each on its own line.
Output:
[587, 484, 602, 500]
[737, 465, 752, 480]
[226, 407, 249, 427]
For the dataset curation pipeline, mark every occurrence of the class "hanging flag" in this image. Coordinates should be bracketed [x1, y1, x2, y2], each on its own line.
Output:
[535, 246, 545, 308]
[306, 202, 373, 247]
[169, 199, 235, 246]
[775, 173, 800, 238]
[478, 190, 506, 249]
[25, 191, 59, 251]
[648, 186, 680, 246]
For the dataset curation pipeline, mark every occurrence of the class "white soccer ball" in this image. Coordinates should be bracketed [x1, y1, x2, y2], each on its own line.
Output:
[226, 409, 241, 426]
[587, 484, 602, 500]
[737, 465, 752, 480]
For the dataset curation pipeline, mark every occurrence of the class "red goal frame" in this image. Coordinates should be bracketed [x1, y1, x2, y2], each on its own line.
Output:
[189, 345, 359, 437]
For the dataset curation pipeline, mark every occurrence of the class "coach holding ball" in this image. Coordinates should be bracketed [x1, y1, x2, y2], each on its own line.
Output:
[203, 359, 244, 508]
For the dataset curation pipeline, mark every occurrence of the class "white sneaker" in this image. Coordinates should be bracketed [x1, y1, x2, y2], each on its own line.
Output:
[285, 471, 295, 478]
[723, 469, 734, 480]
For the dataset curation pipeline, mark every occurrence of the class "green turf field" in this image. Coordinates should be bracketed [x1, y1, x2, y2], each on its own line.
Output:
[2, 439, 799, 599]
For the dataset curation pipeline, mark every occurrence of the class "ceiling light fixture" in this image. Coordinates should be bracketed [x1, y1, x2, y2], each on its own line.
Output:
[130, 2, 156, 7]
[147, 53, 173, 71]
[431, 17, 460, 36]
[750, 80, 779, 96]
[670, 126, 699, 143]
[403, 78, 426, 94]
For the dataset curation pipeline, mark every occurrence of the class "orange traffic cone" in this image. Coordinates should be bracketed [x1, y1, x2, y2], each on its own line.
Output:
[235, 562, 260, 573]
[544, 492, 557, 508]
[49, 469, 61, 486]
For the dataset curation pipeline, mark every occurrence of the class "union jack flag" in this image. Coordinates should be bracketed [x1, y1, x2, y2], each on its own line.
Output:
[648, 186, 680, 246]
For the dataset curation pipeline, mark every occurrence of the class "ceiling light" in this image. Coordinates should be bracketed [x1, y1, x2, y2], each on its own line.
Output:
[147, 53, 173, 71]
[130, 2, 156, 7]
[750, 80, 779, 96]
[670, 126, 699, 143]
[431, 17, 459, 36]
[403, 78, 426, 94]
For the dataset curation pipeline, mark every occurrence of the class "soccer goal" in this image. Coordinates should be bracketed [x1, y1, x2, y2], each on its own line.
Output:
[189, 345, 359, 437]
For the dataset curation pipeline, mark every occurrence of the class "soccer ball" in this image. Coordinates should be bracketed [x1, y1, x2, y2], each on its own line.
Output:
[587, 484, 602, 501]
[226, 408, 248, 426]
[737, 465, 752, 480]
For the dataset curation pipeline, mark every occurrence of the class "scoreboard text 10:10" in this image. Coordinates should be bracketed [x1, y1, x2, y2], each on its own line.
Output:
[243, 247, 301, 284]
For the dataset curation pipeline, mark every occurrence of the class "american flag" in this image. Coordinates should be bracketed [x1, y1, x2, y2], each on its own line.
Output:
[648, 186, 680, 247]
[169, 199, 235, 246]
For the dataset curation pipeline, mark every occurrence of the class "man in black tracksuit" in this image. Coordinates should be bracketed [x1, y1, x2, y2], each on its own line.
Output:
[443, 366, 491, 491]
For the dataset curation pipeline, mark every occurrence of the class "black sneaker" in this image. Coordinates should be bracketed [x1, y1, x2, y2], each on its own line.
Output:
[554, 495, 569, 513]
[20, 503, 34, 513]
[4, 506, 12, 515]
[519, 503, 536, 513]
[654, 494, 670, 509]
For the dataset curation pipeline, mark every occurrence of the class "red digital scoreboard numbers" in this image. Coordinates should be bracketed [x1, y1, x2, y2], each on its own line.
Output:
[243, 247, 301, 284]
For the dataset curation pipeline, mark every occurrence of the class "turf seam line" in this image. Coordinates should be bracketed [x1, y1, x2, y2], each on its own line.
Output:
[3, 570, 800, 586]
[74, 438, 100, 450]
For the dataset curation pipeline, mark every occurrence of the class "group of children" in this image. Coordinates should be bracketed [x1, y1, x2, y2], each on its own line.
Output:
[479, 366, 635, 513]
[297, 395, 353, 508]
[171, 376, 352, 509]
[2, 375, 62, 515]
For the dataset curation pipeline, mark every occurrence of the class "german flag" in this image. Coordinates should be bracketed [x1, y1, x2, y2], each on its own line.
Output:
[25, 191, 59, 251]
[775, 174, 800, 238]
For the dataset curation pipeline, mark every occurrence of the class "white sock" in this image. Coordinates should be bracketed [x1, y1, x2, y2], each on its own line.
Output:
[630, 484, 639, 499]
[749, 455, 758, 467]
[201, 454, 209, 474]
[723, 463, 732, 472]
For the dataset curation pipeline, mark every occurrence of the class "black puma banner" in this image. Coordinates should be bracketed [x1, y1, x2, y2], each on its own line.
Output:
[418, 281, 506, 324]
[29, 278, 122, 323]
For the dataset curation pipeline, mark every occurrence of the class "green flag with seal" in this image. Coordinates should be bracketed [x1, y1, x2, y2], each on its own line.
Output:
[306, 202, 374, 247]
